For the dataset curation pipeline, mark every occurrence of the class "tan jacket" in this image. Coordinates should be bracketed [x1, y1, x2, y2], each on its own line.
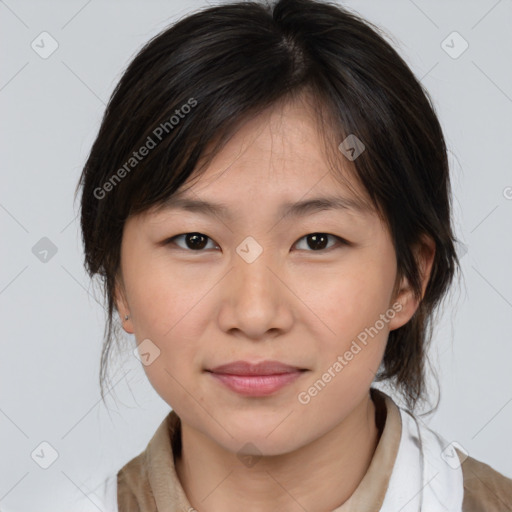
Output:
[116, 389, 512, 511]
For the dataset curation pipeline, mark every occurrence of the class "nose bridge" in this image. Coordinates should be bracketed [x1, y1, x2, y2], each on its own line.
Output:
[218, 234, 290, 337]
[234, 235, 275, 302]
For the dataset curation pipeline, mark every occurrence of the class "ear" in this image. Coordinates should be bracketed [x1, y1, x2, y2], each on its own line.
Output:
[114, 275, 134, 334]
[388, 234, 436, 331]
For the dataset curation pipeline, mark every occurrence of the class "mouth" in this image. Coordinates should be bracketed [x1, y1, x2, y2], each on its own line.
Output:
[205, 360, 308, 396]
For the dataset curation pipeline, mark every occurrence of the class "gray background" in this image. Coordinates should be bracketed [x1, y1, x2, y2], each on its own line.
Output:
[1, 0, 511, 510]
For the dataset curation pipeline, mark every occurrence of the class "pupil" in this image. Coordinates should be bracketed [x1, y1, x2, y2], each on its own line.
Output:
[308, 233, 327, 250]
[187, 233, 207, 250]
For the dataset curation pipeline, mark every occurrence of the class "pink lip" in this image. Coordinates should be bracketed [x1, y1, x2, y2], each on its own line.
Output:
[206, 360, 307, 397]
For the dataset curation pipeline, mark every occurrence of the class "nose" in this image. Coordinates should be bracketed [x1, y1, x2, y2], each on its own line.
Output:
[217, 245, 294, 341]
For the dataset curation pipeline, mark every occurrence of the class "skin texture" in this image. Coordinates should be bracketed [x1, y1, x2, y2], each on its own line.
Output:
[115, 98, 435, 511]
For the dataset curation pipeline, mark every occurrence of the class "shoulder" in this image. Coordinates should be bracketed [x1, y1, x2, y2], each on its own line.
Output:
[457, 449, 512, 512]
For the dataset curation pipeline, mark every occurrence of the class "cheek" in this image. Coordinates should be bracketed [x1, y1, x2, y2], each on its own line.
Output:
[130, 281, 206, 362]
[295, 252, 396, 345]
[122, 255, 211, 401]
[140, 353, 204, 416]
[131, 276, 208, 410]
[296, 266, 393, 415]
[124, 251, 209, 337]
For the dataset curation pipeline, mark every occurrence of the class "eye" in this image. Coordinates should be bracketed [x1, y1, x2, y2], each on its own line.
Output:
[164, 232, 348, 252]
[166, 232, 219, 251]
[293, 233, 347, 252]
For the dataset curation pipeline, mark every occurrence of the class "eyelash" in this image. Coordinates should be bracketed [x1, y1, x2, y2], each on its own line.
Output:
[163, 232, 349, 253]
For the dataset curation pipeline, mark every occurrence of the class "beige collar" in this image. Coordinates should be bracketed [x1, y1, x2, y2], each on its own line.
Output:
[335, 388, 402, 511]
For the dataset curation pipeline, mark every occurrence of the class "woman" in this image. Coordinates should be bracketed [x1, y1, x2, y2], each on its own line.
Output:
[76, 0, 512, 510]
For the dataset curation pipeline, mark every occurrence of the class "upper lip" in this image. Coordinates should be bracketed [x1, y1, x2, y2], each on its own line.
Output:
[208, 360, 306, 376]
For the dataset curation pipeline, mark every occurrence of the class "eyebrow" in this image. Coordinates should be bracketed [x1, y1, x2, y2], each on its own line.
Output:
[158, 194, 370, 221]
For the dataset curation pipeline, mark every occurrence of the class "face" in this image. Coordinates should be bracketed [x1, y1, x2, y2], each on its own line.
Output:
[115, 99, 421, 457]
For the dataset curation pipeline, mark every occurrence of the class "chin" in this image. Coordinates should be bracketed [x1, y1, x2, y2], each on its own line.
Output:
[224, 433, 304, 460]
[219, 418, 310, 457]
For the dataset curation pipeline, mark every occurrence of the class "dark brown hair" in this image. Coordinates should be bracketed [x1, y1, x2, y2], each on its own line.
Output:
[76, 0, 459, 411]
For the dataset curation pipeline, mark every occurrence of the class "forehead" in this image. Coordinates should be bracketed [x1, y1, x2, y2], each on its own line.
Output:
[165, 99, 371, 212]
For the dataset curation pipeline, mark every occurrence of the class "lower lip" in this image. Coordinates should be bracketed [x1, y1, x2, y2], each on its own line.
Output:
[208, 371, 304, 396]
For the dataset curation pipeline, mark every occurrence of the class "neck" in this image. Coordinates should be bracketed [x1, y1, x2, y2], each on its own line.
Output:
[175, 392, 380, 512]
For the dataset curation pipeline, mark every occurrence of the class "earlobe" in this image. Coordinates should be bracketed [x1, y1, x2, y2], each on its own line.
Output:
[121, 313, 134, 334]
[387, 276, 415, 331]
[114, 277, 134, 334]
[388, 235, 436, 332]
